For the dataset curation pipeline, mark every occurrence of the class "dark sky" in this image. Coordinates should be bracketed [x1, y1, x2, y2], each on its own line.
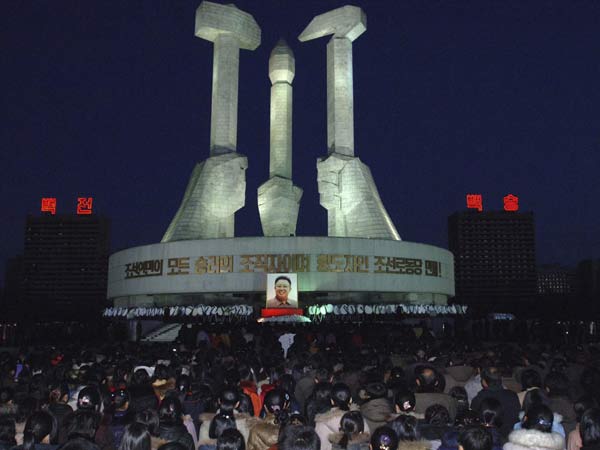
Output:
[3, 0, 600, 278]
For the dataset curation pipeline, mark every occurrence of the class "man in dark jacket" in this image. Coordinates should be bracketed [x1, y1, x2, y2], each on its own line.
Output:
[413, 366, 458, 422]
[471, 367, 520, 438]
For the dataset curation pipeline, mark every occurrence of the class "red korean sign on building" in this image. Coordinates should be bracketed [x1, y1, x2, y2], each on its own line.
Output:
[466, 194, 483, 212]
[40, 197, 57, 215]
[465, 194, 520, 212]
[503, 194, 519, 212]
[40, 197, 94, 215]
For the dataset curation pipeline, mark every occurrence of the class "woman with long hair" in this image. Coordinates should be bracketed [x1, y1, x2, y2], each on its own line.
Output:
[21, 411, 58, 450]
[503, 404, 564, 450]
[118, 423, 150, 450]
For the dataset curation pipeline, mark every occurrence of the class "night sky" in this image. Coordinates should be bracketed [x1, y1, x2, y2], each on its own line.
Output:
[3, 0, 600, 280]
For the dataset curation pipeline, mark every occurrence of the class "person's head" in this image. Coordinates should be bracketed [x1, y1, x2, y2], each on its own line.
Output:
[415, 367, 443, 393]
[209, 412, 237, 439]
[264, 390, 290, 424]
[134, 410, 159, 437]
[425, 404, 450, 426]
[339, 411, 364, 435]
[274, 276, 292, 302]
[544, 372, 569, 397]
[65, 410, 100, 441]
[61, 437, 101, 450]
[336, 411, 364, 449]
[158, 396, 184, 426]
[522, 388, 549, 413]
[449, 386, 469, 416]
[580, 408, 600, 447]
[119, 422, 150, 450]
[520, 369, 542, 390]
[278, 425, 320, 450]
[574, 396, 598, 423]
[77, 386, 102, 412]
[479, 398, 502, 428]
[393, 390, 416, 414]
[219, 388, 239, 414]
[370, 426, 399, 450]
[481, 367, 502, 389]
[389, 415, 418, 441]
[522, 404, 553, 432]
[0, 417, 16, 445]
[331, 383, 352, 411]
[217, 428, 245, 450]
[49, 382, 70, 404]
[237, 393, 254, 417]
[111, 388, 130, 412]
[457, 427, 492, 450]
[157, 443, 187, 450]
[132, 368, 151, 386]
[23, 411, 58, 450]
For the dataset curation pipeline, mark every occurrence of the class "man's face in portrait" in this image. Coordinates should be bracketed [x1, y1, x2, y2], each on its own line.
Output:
[275, 278, 291, 302]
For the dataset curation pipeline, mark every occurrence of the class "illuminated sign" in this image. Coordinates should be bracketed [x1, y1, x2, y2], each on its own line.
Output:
[503, 194, 519, 212]
[466, 194, 483, 212]
[39, 196, 95, 215]
[40, 197, 57, 215]
[76, 197, 93, 215]
[124, 254, 444, 279]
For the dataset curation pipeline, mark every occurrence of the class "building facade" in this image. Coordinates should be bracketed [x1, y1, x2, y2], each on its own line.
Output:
[448, 211, 536, 311]
[22, 214, 110, 321]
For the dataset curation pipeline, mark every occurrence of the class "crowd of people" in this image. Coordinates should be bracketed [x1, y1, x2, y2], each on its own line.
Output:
[1, 323, 600, 450]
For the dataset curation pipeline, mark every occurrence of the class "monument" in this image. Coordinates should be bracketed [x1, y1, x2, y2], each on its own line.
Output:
[162, 2, 260, 241]
[299, 6, 400, 240]
[257, 40, 303, 237]
[105, 2, 456, 326]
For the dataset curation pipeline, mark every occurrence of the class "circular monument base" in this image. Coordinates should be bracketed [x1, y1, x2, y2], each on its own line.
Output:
[108, 237, 454, 308]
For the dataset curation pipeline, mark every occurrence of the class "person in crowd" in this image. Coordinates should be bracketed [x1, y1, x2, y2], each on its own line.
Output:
[419, 404, 454, 448]
[48, 383, 73, 430]
[567, 397, 598, 450]
[392, 390, 421, 419]
[18, 411, 58, 450]
[413, 367, 458, 423]
[109, 389, 134, 448]
[458, 428, 493, 450]
[118, 423, 150, 450]
[370, 426, 399, 450]
[503, 404, 564, 450]
[329, 411, 370, 450]
[315, 383, 364, 450]
[544, 372, 576, 435]
[359, 383, 393, 432]
[388, 414, 431, 450]
[129, 369, 158, 414]
[305, 383, 333, 428]
[471, 367, 520, 438]
[278, 426, 320, 450]
[134, 410, 164, 450]
[517, 371, 542, 408]
[0, 417, 16, 450]
[216, 429, 245, 450]
[247, 390, 290, 450]
[512, 389, 565, 437]
[579, 408, 600, 450]
[156, 397, 194, 450]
